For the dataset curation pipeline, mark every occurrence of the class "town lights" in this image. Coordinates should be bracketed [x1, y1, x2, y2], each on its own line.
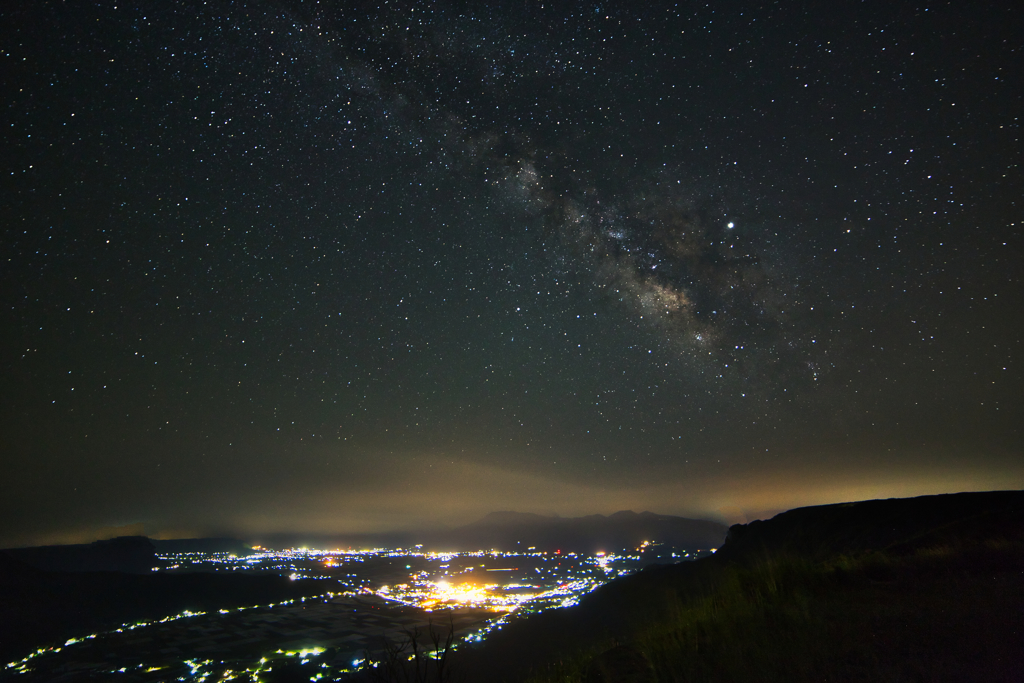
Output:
[434, 582, 487, 605]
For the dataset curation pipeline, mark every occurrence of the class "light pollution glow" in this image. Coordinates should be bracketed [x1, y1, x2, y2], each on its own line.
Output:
[6, 448, 1022, 548]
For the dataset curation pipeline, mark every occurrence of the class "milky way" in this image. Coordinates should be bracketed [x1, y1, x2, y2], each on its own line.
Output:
[1, 1, 1020, 545]
[499, 159, 820, 378]
[313, 11, 830, 386]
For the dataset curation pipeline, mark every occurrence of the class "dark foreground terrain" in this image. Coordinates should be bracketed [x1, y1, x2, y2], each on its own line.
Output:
[451, 490, 1024, 683]
[2, 491, 1021, 682]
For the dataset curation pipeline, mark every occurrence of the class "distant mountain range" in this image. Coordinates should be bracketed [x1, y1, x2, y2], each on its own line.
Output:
[431, 510, 728, 553]
[249, 510, 728, 553]
[245, 510, 729, 553]
[0, 511, 726, 571]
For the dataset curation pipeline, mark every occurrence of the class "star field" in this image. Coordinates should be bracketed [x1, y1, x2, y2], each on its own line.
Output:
[1, 0, 1021, 546]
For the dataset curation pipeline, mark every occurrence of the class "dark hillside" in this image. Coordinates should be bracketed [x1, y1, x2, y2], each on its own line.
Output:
[456, 490, 1024, 683]
[3, 536, 157, 574]
[716, 489, 1024, 563]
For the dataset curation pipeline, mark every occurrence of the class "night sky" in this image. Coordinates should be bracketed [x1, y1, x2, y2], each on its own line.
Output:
[2, 1, 1021, 548]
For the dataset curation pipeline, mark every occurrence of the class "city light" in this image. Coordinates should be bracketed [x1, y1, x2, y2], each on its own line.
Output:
[5, 542, 715, 680]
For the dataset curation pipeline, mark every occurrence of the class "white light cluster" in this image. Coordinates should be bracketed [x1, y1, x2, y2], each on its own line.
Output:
[8, 542, 707, 679]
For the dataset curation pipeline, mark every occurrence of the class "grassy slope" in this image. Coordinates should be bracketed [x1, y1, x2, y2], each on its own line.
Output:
[528, 544, 1023, 682]
[461, 491, 1024, 683]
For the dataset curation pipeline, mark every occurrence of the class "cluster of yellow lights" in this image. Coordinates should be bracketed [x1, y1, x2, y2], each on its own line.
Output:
[430, 581, 492, 607]
[377, 580, 531, 612]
